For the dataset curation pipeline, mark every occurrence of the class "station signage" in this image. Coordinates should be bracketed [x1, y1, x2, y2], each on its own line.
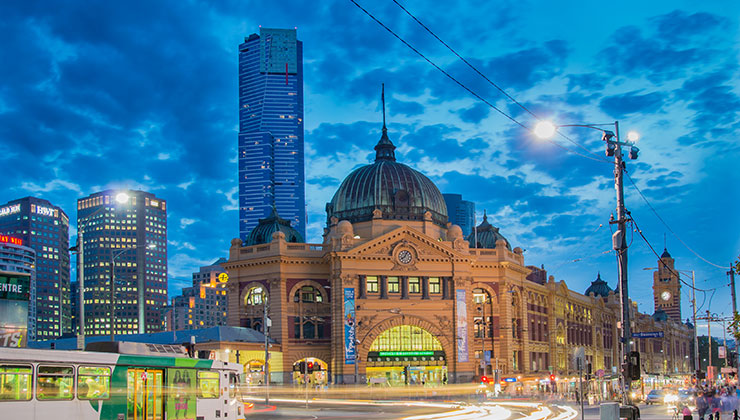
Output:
[378, 351, 434, 357]
[0, 203, 20, 217]
[632, 331, 664, 338]
[0, 274, 30, 301]
[0, 235, 22, 246]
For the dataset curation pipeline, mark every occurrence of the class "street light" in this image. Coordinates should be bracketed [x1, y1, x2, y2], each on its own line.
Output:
[110, 242, 156, 341]
[534, 120, 639, 405]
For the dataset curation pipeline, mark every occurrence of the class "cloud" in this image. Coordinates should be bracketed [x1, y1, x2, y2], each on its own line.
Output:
[599, 91, 667, 119]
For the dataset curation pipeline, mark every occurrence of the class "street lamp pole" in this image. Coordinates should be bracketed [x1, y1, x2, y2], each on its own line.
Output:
[692, 271, 699, 373]
[110, 243, 154, 341]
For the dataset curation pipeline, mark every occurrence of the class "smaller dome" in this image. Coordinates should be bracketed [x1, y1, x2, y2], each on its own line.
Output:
[652, 309, 668, 322]
[336, 220, 353, 235]
[685, 318, 694, 329]
[466, 211, 511, 250]
[447, 224, 463, 242]
[244, 207, 304, 246]
[661, 248, 672, 259]
[585, 273, 613, 298]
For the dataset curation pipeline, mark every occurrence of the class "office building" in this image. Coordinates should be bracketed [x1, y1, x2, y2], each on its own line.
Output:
[442, 193, 475, 237]
[0, 234, 36, 343]
[77, 189, 167, 336]
[238, 27, 306, 241]
[0, 197, 70, 340]
[166, 259, 228, 331]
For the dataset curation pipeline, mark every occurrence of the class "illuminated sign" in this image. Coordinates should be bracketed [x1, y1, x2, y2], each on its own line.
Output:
[378, 351, 435, 357]
[150, 200, 159, 207]
[32, 204, 57, 218]
[0, 235, 22, 246]
[218, 273, 229, 283]
[0, 274, 30, 301]
[504, 377, 517, 383]
[0, 204, 21, 217]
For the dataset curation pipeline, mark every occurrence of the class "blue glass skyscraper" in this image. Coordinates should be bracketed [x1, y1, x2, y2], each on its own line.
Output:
[442, 193, 475, 237]
[238, 28, 306, 241]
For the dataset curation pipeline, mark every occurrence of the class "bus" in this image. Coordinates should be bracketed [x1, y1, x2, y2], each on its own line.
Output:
[0, 342, 244, 419]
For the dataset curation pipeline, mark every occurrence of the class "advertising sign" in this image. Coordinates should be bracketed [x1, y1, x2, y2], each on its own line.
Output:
[344, 288, 356, 364]
[166, 368, 196, 420]
[0, 203, 21, 217]
[456, 289, 469, 362]
[0, 273, 30, 348]
[719, 346, 726, 359]
[632, 331, 664, 338]
[0, 235, 22, 246]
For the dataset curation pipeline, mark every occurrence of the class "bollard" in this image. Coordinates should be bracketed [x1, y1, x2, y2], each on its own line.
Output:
[600, 402, 619, 420]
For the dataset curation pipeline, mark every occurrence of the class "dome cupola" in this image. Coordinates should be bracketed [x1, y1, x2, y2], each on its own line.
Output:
[326, 85, 448, 227]
[244, 207, 303, 246]
[584, 273, 613, 298]
[466, 211, 511, 250]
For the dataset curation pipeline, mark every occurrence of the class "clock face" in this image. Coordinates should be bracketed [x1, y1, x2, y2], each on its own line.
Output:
[398, 250, 413, 264]
[661, 291, 672, 301]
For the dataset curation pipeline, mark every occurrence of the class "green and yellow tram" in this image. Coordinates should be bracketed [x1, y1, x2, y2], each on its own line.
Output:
[0, 343, 244, 419]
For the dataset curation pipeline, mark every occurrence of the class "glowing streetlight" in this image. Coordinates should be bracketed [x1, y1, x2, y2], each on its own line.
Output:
[534, 121, 557, 139]
[627, 131, 639, 142]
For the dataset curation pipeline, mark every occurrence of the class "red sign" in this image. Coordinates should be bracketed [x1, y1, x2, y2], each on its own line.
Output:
[0, 235, 22, 246]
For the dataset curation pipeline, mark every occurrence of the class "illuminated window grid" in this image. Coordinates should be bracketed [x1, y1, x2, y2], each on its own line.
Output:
[368, 325, 443, 352]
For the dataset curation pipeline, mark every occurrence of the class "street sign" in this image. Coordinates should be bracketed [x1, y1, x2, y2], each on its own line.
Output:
[503, 377, 517, 382]
[596, 369, 605, 378]
[632, 331, 664, 338]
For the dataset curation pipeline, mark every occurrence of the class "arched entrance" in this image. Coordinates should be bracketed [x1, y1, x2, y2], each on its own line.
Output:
[292, 358, 328, 386]
[243, 359, 265, 385]
[365, 325, 447, 386]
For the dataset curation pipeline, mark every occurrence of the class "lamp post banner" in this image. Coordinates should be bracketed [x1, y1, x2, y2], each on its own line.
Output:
[344, 288, 356, 364]
[456, 289, 469, 362]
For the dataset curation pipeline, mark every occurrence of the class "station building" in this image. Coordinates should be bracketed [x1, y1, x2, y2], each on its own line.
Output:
[223, 117, 693, 387]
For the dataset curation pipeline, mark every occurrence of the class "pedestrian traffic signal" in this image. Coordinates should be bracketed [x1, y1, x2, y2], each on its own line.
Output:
[481, 375, 488, 384]
[628, 351, 640, 381]
[550, 374, 556, 381]
[307, 361, 314, 373]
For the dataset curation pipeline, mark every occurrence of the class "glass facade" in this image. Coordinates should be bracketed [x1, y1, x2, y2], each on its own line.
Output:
[442, 193, 475, 237]
[238, 28, 306, 241]
[77, 190, 167, 336]
[0, 197, 70, 340]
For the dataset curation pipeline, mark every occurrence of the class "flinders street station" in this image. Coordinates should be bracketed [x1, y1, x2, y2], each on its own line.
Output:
[223, 118, 693, 391]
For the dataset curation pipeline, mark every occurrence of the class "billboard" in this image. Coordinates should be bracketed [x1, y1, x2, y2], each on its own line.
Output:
[0, 273, 30, 348]
[344, 288, 356, 364]
[456, 289, 469, 362]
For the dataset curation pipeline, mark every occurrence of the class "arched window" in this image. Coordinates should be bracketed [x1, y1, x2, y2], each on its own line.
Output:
[369, 325, 443, 352]
[293, 285, 327, 340]
[243, 286, 267, 332]
[472, 288, 493, 339]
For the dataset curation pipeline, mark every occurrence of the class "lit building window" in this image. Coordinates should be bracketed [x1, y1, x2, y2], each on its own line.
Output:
[366, 276, 378, 294]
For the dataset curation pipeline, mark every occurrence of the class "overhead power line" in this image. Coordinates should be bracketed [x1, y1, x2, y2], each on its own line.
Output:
[624, 170, 726, 269]
[348, 0, 609, 164]
[389, 0, 608, 162]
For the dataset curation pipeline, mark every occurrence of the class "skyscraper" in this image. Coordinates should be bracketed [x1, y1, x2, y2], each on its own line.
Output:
[442, 193, 475, 237]
[165, 258, 228, 331]
[238, 27, 306, 241]
[0, 197, 70, 340]
[77, 189, 167, 336]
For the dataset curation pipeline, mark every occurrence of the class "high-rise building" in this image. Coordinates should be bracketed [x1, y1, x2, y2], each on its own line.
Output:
[442, 193, 475, 237]
[0, 234, 36, 342]
[238, 27, 306, 241]
[165, 259, 228, 331]
[77, 189, 167, 336]
[0, 198, 70, 340]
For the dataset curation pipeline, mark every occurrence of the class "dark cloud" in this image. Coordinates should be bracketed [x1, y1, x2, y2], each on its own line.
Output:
[598, 91, 666, 119]
[306, 121, 378, 158]
[390, 99, 425, 117]
[458, 102, 490, 124]
[399, 124, 473, 163]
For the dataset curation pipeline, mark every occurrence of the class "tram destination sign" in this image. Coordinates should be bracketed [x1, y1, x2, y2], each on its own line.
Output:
[632, 331, 664, 338]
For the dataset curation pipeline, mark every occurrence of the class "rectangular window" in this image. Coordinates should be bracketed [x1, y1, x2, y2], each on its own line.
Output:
[197, 371, 220, 398]
[387, 277, 400, 293]
[429, 277, 441, 294]
[77, 366, 111, 400]
[0, 364, 33, 401]
[366, 276, 378, 293]
[408, 277, 420, 294]
[37, 365, 74, 400]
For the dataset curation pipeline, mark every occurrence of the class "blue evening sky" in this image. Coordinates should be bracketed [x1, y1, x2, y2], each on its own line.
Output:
[1, 1, 738, 335]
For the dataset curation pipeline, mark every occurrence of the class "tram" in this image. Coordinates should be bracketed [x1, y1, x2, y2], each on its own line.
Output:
[0, 342, 244, 419]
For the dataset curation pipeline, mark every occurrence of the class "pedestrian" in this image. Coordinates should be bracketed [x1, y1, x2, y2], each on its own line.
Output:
[711, 391, 722, 420]
[685, 405, 695, 420]
[698, 391, 709, 420]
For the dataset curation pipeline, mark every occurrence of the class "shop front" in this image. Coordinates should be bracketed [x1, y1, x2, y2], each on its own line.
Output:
[363, 325, 448, 386]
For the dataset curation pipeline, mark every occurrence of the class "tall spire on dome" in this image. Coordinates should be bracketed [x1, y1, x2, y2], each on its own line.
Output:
[374, 83, 396, 162]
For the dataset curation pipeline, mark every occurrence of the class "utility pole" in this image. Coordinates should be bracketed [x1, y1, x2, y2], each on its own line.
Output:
[263, 290, 270, 404]
[707, 310, 712, 383]
[729, 266, 738, 371]
[692, 271, 699, 373]
[606, 122, 635, 405]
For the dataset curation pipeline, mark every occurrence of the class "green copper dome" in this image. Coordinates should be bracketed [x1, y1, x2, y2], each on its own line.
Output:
[244, 207, 303, 246]
[466, 211, 511, 250]
[326, 121, 448, 227]
[584, 273, 613, 298]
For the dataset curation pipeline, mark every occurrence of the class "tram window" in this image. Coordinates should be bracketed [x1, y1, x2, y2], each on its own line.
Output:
[408, 277, 420, 294]
[429, 278, 441, 294]
[36, 365, 74, 400]
[0, 364, 32, 401]
[77, 366, 111, 400]
[387, 277, 400, 293]
[197, 371, 219, 399]
[366, 276, 378, 293]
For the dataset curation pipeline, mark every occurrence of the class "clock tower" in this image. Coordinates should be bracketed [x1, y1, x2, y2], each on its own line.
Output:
[652, 248, 681, 322]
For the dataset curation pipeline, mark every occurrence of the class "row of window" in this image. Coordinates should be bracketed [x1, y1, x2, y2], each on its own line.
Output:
[365, 276, 441, 294]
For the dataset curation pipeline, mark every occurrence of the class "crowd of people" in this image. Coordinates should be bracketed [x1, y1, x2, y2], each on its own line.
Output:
[686, 387, 739, 420]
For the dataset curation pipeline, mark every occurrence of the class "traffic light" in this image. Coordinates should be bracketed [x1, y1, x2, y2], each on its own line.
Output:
[628, 351, 640, 381]
[481, 375, 488, 384]
[294, 361, 306, 372]
[307, 361, 315, 373]
[585, 363, 592, 380]
[696, 370, 706, 380]
[550, 374, 555, 381]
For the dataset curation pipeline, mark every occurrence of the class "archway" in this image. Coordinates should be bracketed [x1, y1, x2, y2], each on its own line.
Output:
[291, 357, 329, 386]
[364, 324, 447, 386]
